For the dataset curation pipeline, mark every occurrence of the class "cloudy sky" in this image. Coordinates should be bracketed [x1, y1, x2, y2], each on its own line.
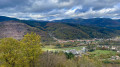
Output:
[0, 0, 120, 21]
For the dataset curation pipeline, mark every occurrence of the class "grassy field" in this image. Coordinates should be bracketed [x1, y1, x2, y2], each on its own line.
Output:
[42, 45, 85, 51]
[42, 45, 58, 51]
[88, 50, 117, 57]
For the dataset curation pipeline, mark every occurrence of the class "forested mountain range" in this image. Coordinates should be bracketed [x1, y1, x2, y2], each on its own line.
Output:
[0, 16, 120, 41]
[53, 18, 120, 30]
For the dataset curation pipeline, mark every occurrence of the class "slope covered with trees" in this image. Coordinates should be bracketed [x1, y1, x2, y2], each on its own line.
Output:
[22, 21, 120, 40]
[0, 16, 120, 41]
[0, 21, 53, 42]
[53, 18, 120, 30]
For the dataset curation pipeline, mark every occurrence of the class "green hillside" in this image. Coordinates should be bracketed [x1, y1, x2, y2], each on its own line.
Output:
[19, 20, 120, 40]
[45, 23, 120, 40]
[0, 16, 120, 41]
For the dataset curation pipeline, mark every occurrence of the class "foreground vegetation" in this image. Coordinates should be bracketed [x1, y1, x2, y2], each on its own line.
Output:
[0, 33, 120, 67]
[0, 33, 42, 67]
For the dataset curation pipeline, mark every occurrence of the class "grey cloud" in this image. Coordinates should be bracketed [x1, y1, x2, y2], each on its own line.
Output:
[75, 7, 90, 13]
[58, 0, 70, 3]
[0, 0, 30, 8]
[82, 0, 120, 10]
[0, 0, 120, 20]
[1, 0, 120, 13]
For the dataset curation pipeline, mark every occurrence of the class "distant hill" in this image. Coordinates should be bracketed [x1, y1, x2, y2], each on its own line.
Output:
[0, 21, 53, 42]
[19, 20, 120, 40]
[53, 18, 120, 30]
[0, 16, 18, 22]
[0, 16, 120, 41]
[45, 23, 120, 40]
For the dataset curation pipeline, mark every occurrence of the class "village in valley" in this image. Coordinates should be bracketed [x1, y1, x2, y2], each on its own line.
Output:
[42, 36, 120, 63]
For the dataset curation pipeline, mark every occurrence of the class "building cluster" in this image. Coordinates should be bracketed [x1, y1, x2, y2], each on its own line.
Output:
[64, 47, 87, 57]
[57, 38, 102, 43]
[97, 45, 120, 53]
[109, 56, 120, 60]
